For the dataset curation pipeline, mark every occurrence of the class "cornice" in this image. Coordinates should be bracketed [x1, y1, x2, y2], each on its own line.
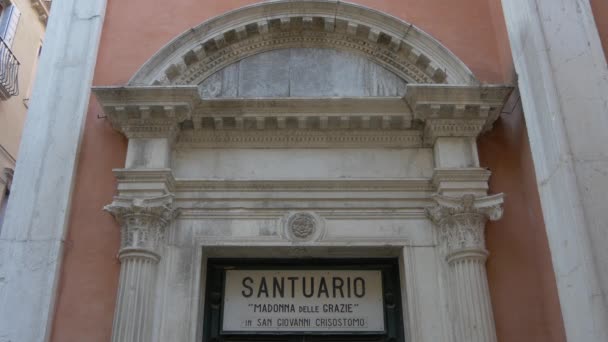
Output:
[94, 86, 195, 139]
[113, 168, 176, 194]
[93, 84, 513, 147]
[194, 96, 409, 115]
[111, 169, 435, 208]
[431, 168, 492, 194]
[112, 169, 434, 192]
[403, 85, 513, 145]
[93, 86, 199, 104]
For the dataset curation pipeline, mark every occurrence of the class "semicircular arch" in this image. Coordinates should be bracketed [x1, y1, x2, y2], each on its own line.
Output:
[128, 0, 479, 86]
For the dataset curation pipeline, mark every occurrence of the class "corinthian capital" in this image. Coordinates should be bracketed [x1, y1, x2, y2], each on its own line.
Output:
[426, 193, 504, 260]
[104, 194, 178, 260]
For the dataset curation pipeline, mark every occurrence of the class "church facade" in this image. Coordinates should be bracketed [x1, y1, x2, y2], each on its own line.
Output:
[1, 1, 607, 342]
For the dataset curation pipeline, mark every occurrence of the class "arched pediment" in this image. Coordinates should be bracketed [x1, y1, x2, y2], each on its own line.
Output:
[128, 1, 479, 86]
[95, 1, 511, 150]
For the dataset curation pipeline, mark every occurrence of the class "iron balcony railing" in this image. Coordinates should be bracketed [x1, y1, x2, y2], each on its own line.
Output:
[0, 36, 19, 100]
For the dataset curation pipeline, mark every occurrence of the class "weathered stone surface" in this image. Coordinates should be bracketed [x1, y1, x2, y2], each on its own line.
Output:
[502, 1, 608, 341]
[172, 148, 434, 179]
[199, 48, 408, 98]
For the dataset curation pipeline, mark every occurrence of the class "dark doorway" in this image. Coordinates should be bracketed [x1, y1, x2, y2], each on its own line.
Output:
[202, 258, 406, 342]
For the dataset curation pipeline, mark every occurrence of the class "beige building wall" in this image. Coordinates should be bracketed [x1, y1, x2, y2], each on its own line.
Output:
[0, 0, 46, 209]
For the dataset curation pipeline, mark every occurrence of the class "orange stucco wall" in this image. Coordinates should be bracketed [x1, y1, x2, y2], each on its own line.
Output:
[50, 1, 566, 341]
[591, 0, 608, 58]
[479, 91, 567, 342]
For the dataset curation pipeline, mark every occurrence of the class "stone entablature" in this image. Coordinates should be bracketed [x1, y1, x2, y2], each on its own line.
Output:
[93, 84, 512, 147]
[112, 168, 436, 212]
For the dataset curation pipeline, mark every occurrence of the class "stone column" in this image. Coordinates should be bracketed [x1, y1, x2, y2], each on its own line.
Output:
[105, 194, 177, 342]
[427, 193, 503, 342]
[501, 1, 608, 340]
[0, 1, 106, 340]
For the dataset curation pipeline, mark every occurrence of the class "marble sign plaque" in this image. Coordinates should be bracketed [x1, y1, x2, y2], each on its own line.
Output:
[222, 270, 385, 333]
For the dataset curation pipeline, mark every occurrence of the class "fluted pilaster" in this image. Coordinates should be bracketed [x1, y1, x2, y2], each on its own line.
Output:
[427, 193, 503, 342]
[105, 194, 177, 342]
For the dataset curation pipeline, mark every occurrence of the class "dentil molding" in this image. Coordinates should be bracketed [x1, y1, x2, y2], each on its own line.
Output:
[93, 84, 512, 147]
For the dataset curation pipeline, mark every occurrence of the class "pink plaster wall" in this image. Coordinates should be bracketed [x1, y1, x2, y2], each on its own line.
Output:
[591, 0, 608, 59]
[479, 90, 567, 342]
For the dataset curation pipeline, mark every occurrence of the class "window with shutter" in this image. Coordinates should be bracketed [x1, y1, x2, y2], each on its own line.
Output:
[0, 2, 20, 46]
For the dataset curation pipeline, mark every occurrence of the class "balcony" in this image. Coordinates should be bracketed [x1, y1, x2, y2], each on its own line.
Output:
[0, 36, 19, 100]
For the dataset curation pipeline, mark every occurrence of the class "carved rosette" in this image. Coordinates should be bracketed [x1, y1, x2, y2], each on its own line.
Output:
[284, 212, 325, 242]
[104, 194, 178, 261]
[427, 193, 504, 262]
[289, 213, 317, 239]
